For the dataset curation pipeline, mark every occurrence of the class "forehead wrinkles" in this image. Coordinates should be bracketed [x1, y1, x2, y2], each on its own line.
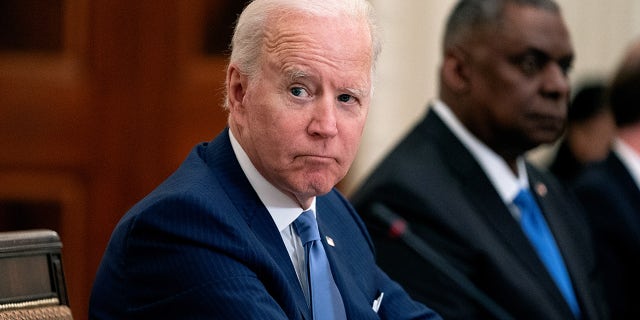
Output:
[264, 12, 372, 68]
[259, 14, 372, 93]
[263, 26, 342, 71]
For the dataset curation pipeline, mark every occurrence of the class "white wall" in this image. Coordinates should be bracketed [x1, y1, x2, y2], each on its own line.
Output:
[343, 0, 640, 195]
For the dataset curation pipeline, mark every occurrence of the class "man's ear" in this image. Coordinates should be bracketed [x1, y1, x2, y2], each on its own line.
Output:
[441, 47, 471, 93]
[226, 64, 248, 113]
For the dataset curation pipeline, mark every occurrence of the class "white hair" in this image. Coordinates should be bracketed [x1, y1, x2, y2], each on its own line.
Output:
[223, 0, 382, 109]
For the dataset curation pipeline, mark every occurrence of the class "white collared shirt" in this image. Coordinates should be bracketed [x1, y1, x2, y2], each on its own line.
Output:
[228, 129, 312, 291]
[613, 137, 640, 188]
[432, 100, 530, 219]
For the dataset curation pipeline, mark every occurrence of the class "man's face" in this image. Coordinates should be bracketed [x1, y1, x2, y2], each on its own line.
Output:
[230, 14, 372, 207]
[464, 4, 574, 152]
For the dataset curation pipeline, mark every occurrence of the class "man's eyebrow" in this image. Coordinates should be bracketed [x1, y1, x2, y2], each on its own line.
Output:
[344, 87, 369, 98]
[514, 47, 549, 59]
[286, 68, 311, 82]
[518, 47, 574, 62]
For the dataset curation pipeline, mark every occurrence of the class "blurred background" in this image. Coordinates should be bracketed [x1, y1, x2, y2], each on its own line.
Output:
[0, 0, 638, 317]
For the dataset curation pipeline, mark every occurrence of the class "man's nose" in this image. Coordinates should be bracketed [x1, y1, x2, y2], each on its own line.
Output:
[541, 63, 570, 100]
[307, 97, 338, 138]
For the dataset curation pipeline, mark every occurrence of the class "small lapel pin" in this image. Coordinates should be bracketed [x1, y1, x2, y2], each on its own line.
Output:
[326, 236, 335, 247]
[535, 182, 547, 197]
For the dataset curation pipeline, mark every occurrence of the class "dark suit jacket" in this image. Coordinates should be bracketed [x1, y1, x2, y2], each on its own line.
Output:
[351, 109, 609, 320]
[89, 128, 439, 320]
[573, 152, 640, 318]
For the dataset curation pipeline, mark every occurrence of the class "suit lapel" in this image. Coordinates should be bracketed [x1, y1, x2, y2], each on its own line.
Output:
[316, 196, 379, 320]
[453, 153, 554, 286]
[528, 166, 598, 317]
[609, 153, 640, 209]
[428, 111, 571, 308]
[248, 208, 312, 320]
[606, 154, 640, 241]
[428, 112, 545, 275]
[204, 129, 311, 319]
[316, 199, 351, 315]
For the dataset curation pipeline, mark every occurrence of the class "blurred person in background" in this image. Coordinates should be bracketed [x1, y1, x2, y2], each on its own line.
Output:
[549, 81, 615, 184]
[573, 37, 640, 319]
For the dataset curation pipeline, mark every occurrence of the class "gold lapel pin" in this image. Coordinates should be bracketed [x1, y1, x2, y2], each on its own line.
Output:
[535, 182, 547, 197]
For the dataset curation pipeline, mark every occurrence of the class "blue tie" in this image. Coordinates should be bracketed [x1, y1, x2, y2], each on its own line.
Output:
[514, 188, 581, 318]
[293, 210, 347, 320]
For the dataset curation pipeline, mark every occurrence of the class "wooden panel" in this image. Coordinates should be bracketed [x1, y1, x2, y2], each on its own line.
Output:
[0, 200, 61, 232]
[0, 0, 64, 52]
[0, 58, 90, 168]
[167, 0, 238, 170]
[0, 0, 89, 315]
[202, 0, 249, 54]
[0, 0, 90, 168]
[1, 0, 242, 318]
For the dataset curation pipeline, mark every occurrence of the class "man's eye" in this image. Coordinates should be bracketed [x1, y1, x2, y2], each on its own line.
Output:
[519, 54, 543, 76]
[510, 51, 550, 77]
[559, 58, 573, 76]
[337, 94, 355, 103]
[290, 87, 308, 97]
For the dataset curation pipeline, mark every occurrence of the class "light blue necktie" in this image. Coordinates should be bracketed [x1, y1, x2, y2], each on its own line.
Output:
[514, 188, 581, 318]
[294, 210, 347, 320]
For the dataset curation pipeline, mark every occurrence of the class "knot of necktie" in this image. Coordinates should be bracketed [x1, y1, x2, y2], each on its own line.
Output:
[294, 210, 320, 245]
[513, 189, 537, 218]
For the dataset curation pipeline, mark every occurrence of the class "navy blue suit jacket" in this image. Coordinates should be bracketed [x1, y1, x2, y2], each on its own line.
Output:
[352, 109, 609, 320]
[89, 128, 439, 320]
[573, 152, 640, 318]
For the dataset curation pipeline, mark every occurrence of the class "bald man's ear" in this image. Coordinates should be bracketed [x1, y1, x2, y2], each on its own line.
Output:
[441, 47, 471, 93]
[226, 64, 248, 113]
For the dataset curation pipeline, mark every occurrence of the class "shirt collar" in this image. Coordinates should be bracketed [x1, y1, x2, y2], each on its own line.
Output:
[432, 99, 528, 203]
[229, 129, 316, 232]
